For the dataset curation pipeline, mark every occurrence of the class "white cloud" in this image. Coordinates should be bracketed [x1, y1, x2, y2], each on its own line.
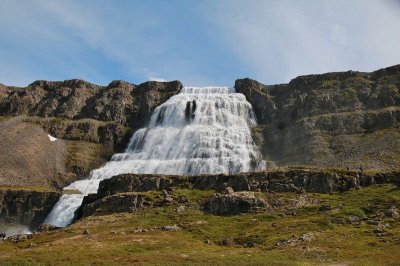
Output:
[0, 0, 399, 86]
[204, 0, 400, 83]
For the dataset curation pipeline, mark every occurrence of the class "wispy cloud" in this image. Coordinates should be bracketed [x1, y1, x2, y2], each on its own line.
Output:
[204, 0, 400, 84]
[0, 0, 399, 86]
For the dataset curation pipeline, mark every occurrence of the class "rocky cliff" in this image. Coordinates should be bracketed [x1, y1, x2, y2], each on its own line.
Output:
[236, 64, 400, 169]
[0, 79, 183, 130]
[0, 80, 182, 189]
[0, 189, 60, 229]
[75, 168, 399, 218]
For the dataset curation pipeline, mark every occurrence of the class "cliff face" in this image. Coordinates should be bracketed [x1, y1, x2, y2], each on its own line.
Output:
[236, 65, 400, 169]
[0, 79, 183, 130]
[0, 189, 60, 229]
[75, 169, 399, 219]
[0, 79, 183, 189]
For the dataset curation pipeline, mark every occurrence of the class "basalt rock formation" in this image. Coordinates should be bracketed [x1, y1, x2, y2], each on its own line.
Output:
[236, 64, 400, 170]
[0, 189, 61, 229]
[74, 168, 399, 219]
[204, 192, 267, 215]
[0, 79, 183, 130]
[88, 169, 400, 196]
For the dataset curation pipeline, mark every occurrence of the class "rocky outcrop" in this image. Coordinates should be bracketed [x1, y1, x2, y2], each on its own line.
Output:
[77, 192, 151, 218]
[89, 169, 399, 197]
[204, 192, 267, 215]
[0, 79, 183, 130]
[0, 189, 61, 229]
[74, 168, 399, 219]
[24, 117, 131, 150]
[236, 64, 400, 169]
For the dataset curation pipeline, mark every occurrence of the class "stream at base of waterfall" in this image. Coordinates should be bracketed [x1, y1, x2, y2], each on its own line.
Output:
[45, 87, 266, 227]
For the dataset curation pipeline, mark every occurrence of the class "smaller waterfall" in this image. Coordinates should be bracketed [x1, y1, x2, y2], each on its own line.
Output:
[45, 86, 265, 227]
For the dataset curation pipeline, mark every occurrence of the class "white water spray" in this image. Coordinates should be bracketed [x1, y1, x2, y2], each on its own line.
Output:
[45, 86, 265, 227]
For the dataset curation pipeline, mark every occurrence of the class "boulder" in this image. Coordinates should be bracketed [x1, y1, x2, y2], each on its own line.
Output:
[36, 223, 60, 232]
[385, 206, 399, 218]
[160, 225, 181, 232]
[204, 192, 267, 215]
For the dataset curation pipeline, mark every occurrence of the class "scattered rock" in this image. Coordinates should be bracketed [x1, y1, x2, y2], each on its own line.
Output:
[177, 195, 188, 203]
[133, 228, 149, 233]
[275, 232, 315, 247]
[299, 233, 313, 241]
[160, 225, 181, 232]
[367, 220, 380, 225]
[36, 223, 60, 232]
[385, 206, 399, 218]
[193, 220, 208, 225]
[26, 242, 36, 249]
[204, 239, 212, 245]
[285, 210, 298, 216]
[249, 219, 258, 224]
[221, 238, 234, 246]
[6, 234, 32, 243]
[161, 196, 174, 206]
[347, 215, 361, 224]
[372, 210, 385, 219]
[174, 205, 186, 213]
[224, 187, 234, 194]
[244, 241, 256, 248]
[318, 204, 333, 212]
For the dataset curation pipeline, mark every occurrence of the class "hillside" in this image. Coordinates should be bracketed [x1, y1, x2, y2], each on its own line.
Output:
[0, 80, 182, 189]
[236, 65, 400, 170]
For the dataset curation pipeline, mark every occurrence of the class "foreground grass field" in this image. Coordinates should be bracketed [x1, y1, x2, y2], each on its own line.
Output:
[1, 184, 399, 265]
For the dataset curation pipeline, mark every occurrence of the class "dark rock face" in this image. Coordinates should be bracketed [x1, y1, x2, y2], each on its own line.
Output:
[0, 79, 183, 130]
[236, 65, 400, 169]
[96, 174, 188, 197]
[77, 193, 150, 218]
[91, 169, 399, 197]
[73, 169, 399, 220]
[204, 192, 267, 215]
[0, 189, 61, 230]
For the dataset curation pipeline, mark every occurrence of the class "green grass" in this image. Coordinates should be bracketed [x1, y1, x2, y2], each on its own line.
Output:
[1, 184, 399, 265]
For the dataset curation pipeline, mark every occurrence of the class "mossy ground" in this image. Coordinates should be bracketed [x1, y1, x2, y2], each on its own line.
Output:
[1, 185, 399, 265]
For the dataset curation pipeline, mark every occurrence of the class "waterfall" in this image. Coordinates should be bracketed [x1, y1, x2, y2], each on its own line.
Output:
[45, 86, 265, 227]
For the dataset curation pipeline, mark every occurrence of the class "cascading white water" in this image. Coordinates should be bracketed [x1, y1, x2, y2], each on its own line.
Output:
[45, 86, 265, 227]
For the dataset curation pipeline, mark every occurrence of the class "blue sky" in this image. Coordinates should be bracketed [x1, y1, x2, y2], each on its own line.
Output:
[0, 0, 399, 87]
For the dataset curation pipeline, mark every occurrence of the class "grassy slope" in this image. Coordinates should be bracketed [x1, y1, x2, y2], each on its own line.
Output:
[1, 185, 399, 265]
